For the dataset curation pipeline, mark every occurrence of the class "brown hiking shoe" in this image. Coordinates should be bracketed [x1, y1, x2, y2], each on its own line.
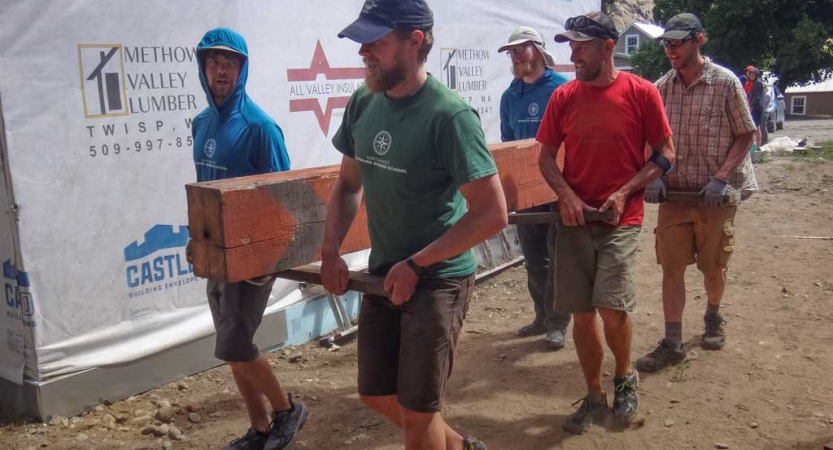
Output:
[636, 339, 687, 373]
[703, 314, 726, 350]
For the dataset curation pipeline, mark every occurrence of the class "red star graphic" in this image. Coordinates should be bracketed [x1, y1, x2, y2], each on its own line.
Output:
[287, 41, 365, 135]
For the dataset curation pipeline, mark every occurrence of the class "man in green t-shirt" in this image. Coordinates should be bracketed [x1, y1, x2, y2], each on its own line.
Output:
[320, 1, 507, 449]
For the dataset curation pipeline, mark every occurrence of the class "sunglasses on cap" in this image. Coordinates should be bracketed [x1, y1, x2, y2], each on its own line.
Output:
[660, 31, 696, 48]
[565, 16, 617, 40]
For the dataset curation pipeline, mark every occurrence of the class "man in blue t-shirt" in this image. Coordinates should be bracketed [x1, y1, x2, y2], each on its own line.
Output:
[498, 26, 571, 350]
[190, 28, 303, 450]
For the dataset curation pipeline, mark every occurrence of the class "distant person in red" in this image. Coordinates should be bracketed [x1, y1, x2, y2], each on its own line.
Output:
[745, 66, 765, 149]
[743, 65, 755, 97]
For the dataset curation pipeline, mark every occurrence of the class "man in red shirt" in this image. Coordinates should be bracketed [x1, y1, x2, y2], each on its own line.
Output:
[537, 11, 675, 434]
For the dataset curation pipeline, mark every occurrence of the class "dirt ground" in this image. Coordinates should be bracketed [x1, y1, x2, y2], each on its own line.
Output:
[2, 127, 833, 450]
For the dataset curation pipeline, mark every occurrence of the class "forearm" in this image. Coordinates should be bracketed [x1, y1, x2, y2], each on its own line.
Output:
[539, 145, 575, 199]
[716, 131, 755, 180]
[411, 205, 508, 268]
[321, 180, 363, 259]
[617, 163, 663, 198]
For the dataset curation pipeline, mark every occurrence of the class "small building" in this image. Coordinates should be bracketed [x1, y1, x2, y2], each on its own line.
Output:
[785, 77, 833, 117]
[614, 23, 664, 71]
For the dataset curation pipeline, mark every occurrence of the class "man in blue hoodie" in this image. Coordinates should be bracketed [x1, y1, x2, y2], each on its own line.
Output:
[498, 26, 571, 350]
[191, 28, 304, 450]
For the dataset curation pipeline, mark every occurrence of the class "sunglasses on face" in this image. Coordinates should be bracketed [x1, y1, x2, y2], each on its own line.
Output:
[660, 32, 695, 48]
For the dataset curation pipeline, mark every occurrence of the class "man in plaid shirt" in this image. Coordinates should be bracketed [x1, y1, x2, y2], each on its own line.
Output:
[637, 13, 757, 373]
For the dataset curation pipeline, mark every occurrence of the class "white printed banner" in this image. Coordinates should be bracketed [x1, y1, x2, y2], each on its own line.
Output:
[0, 0, 598, 383]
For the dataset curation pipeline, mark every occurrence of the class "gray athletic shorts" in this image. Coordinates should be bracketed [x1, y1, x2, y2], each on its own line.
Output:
[206, 277, 275, 362]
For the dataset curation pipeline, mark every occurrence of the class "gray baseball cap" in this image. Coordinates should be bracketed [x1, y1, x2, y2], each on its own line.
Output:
[658, 13, 704, 40]
[498, 26, 557, 67]
[554, 11, 619, 43]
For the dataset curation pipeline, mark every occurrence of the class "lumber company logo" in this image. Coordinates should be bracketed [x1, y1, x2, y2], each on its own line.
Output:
[124, 225, 196, 298]
[3, 260, 35, 328]
[78, 43, 200, 119]
[78, 45, 129, 118]
[373, 131, 392, 156]
[286, 41, 366, 136]
[438, 47, 495, 116]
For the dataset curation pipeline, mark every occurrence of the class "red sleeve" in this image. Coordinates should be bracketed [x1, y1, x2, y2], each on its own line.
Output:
[535, 89, 564, 148]
[641, 82, 673, 146]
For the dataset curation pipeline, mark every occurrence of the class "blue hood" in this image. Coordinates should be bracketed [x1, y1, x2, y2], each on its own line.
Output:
[197, 28, 249, 114]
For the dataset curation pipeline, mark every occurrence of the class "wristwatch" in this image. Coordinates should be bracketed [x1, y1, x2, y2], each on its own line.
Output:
[405, 257, 426, 276]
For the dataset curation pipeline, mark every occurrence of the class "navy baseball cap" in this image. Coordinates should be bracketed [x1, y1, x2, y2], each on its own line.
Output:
[338, 0, 434, 44]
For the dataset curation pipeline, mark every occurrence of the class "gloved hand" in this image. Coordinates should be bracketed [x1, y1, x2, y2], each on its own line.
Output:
[699, 177, 730, 207]
[645, 178, 666, 204]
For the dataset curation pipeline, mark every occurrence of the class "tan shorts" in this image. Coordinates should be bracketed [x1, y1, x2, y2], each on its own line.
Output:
[553, 223, 641, 313]
[655, 202, 738, 272]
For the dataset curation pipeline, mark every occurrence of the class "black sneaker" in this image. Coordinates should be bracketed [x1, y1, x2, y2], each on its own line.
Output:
[518, 321, 547, 337]
[544, 330, 565, 350]
[463, 435, 487, 450]
[563, 394, 608, 435]
[612, 369, 639, 420]
[703, 314, 726, 350]
[264, 395, 308, 450]
[636, 339, 687, 373]
[223, 428, 268, 450]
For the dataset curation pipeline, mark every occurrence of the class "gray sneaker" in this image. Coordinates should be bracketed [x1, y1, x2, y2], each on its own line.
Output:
[544, 330, 565, 350]
[612, 369, 639, 420]
[463, 435, 487, 450]
[223, 428, 268, 450]
[264, 395, 308, 450]
[563, 394, 608, 435]
[703, 314, 726, 350]
[636, 339, 687, 373]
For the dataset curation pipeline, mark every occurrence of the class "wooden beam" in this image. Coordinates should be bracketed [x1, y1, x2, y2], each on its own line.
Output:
[186, 139, 555, 282]
[507, 209, 614, 225]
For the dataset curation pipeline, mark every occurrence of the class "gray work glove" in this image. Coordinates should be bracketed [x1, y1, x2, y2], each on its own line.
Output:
[644, 178, 666, 204]
[699, 177, 730, 207]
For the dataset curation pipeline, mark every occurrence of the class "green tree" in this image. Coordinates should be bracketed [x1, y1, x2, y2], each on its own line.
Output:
[652, 0, 833, 89]
[631, 40, 672, 82]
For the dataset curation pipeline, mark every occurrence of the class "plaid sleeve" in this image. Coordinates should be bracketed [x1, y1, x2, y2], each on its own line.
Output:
[725, 78, 757, 137]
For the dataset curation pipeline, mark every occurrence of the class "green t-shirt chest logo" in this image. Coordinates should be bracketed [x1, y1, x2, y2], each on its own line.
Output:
[373, 131, 392, 156]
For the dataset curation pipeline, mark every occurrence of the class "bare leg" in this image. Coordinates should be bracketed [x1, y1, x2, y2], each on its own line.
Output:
[400, 407, 446, 450]
[228, 356, 291, 431]
[361, 396, 464, 449]
[663, 267, 687, 323]
[597, 308, 633, 377]
[572, 311, 604, 397]
[702, 269, 726, 308]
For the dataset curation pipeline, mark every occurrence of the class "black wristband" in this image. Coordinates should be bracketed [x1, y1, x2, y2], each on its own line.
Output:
[648, 151, 674, 175]
[405, 257, 426, 276]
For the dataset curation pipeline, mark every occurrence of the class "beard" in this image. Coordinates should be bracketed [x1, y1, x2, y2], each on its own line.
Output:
[364, 56, 408, 93]
[511, 61, 536, 79]
[575, 63, 602, 82]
